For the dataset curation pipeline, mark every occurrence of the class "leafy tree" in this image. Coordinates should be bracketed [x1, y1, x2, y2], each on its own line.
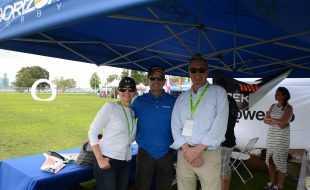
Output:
[121, 69, 147, 85]
[64, 79, 77, 89]
[52, 77, 76, 92]
[13, 66, 49, 92]
[107, 74, 119, 83]
[90, 72, 101, 90]
[52, 77, 66, 89]
[169, 76, 189, 83]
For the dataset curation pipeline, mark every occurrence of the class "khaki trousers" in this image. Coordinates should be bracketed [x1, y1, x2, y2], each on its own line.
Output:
[176, 149, 221, 190]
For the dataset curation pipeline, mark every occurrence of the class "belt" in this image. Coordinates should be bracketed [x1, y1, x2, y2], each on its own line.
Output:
[183, 145, 207, 151]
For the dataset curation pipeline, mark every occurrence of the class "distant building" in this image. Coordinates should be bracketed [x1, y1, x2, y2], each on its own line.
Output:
[0, 73, 9, 88]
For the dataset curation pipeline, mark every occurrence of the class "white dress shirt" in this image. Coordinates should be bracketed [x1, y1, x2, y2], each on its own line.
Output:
[170, 83, 228, 150]
[88, 102, 136, 161]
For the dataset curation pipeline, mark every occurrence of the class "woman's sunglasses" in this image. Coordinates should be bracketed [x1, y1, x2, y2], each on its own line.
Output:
[149, 76, 165, 81]
[118, 87, 136, 93]
[189, 67, 207, 74]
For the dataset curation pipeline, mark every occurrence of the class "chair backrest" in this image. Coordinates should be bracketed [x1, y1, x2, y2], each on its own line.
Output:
[241, 137, 259, 154]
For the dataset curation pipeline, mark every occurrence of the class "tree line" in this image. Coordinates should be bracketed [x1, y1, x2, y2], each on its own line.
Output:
[13, 66, 77, 92]
[12, 66, 188, 92]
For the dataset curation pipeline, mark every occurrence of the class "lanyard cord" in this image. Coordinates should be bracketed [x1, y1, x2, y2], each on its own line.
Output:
[190, 83, 209, 117]
[118, 102, 134, 144]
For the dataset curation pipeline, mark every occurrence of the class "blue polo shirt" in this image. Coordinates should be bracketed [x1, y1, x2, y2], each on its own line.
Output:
[131, 91, 176, 159]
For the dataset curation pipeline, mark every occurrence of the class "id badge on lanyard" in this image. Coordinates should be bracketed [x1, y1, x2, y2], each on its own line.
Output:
[183, 84, 209, 137]
[182, 119, 194, 136]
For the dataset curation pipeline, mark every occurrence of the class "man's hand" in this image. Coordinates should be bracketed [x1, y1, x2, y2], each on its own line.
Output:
[183, 144, 206, 163]
[190, 155, 204, 167]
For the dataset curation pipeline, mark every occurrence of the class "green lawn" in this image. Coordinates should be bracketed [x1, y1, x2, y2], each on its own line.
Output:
[230, 169, 297, 190]
[170, 169, 298, 190]
[0, 93, 297, 190]
[0, 93, 115, 160]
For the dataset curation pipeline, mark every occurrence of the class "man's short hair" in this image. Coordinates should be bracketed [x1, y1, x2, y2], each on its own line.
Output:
[189, 53, 208, 68]
[148, 66, 165, 77]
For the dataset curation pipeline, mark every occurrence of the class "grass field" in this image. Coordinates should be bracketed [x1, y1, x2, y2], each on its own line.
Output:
[0, 93, 115, 160]
[0, 93, 297, 190]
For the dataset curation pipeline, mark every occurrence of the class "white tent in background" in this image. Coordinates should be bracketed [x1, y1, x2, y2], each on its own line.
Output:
[107, 79, 120, 88]
[136, 83, 147, 95]
[136, 83, 146, 90]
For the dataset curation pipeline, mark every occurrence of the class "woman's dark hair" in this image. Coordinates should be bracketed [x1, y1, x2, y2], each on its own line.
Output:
[277, 87, 291, 110]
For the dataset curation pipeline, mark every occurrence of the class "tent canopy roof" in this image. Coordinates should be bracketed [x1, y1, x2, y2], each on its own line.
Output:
[0, 0, 309, 78]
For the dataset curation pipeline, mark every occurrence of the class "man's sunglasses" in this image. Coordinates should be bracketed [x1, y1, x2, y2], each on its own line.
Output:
[189, 67, 207, 74]
[149, 76, 165, 81]
[118, 87, 136, 93]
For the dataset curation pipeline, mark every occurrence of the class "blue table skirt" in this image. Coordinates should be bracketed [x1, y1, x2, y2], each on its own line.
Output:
[0, 144, 138, 190]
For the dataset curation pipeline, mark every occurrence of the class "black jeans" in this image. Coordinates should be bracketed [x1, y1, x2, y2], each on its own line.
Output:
[135, 147, 174, 190]
[93, 156, 131, 190]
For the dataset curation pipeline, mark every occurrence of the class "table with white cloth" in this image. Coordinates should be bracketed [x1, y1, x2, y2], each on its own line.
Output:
[0, 144, 138, 190]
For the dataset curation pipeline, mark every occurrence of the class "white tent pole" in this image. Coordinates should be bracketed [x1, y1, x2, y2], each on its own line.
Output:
[109, 56, 157, 66]
[238, 49, 310, 71]
[107, 42, 192, 58]
[203, 30, 310, 59]
[109, 14, 309, 52]
[258, 62, 310, 75]
[14, 37, 193, 60]
[201, 30, 216, 51]
[99, 27, 195, 65]
[38, 33, 97, 64]
[233, 0, 237, 70]
[156, 56, 188, 74]
[100, 42, 148, 71]
[235, 51, 253, 75]
[147, 7, 193, 55]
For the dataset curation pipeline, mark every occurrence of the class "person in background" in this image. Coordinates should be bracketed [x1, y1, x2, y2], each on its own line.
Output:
[88, 77, 137, 190]
[131, 66, 176, 190]
[216, 79, 239, 190]
[264, 87, 293, 190]
[170, 54, 229, 190]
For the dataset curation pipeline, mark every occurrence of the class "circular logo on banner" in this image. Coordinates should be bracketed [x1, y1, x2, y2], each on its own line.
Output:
[31, 79, 57, 101]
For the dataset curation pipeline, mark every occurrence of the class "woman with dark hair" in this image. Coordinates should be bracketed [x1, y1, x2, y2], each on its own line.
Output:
[263, 87, 293, 190]
[88, 77, 137, 190]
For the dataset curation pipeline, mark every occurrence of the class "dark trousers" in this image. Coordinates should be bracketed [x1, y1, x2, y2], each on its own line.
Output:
[93, 156, 131, 190]
[135, 147, 174, 190]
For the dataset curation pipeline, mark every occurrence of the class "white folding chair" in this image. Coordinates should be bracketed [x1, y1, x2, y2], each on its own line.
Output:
[230, 137, 259, 184]
[171, 161, 177, 186]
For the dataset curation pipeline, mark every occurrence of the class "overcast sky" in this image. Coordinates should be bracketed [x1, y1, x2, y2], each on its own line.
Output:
[1, 49, 289, 89]
[0, 49, 123, 88]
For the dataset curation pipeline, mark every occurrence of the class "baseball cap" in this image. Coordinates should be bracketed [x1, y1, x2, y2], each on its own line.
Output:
[147, 66, 165, 77]
[118, 77, 136, 90]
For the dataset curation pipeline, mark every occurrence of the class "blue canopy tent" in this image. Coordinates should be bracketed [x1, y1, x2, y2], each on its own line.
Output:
[0, 0, 309, 78]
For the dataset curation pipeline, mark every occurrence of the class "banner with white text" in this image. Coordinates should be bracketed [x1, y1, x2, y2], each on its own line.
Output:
[234, 78, 310, 149]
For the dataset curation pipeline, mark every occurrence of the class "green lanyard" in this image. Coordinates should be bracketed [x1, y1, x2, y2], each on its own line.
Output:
[118, 102, 134, 145]
[190, 83, 209, 117]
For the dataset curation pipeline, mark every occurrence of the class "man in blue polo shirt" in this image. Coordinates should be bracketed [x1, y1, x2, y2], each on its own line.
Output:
[131, 66, 176, 190]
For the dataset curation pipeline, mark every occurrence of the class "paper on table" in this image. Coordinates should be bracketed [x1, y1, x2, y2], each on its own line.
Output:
[40, 153, 65, 174]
